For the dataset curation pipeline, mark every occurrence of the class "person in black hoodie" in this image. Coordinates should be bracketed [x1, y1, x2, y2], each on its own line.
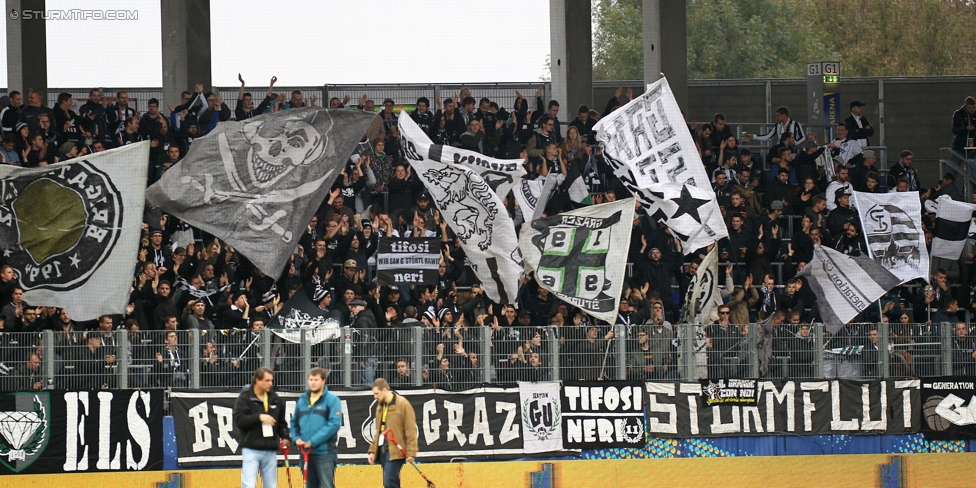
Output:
[234, 367, 290, 488]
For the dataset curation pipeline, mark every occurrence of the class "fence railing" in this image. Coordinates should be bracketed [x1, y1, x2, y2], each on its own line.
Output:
[2, 321, 971, 392]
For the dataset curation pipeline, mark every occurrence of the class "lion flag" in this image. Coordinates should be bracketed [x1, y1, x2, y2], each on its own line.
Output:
[146, 108, 375, 275]
[0, 143, 149, 321]
[398, 115, 523, 305]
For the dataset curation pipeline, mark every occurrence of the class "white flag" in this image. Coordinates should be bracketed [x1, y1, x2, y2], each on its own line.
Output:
[398, 116, 523, 305]
[931, 195, 976, 260]
[518, 381, 563, 453]
[851, 191, 928, 283]
[681, 246, 720, 325]
[519, 199, 635, 323]
[593, 76, 728, 253]
[0, 143, 149, 320]
[512, 173, 558, 222]
[798, 245, 902, 333]
[398, 111, 525, 199]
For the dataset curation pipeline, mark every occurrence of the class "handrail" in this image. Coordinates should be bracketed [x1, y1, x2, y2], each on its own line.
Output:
[939, 147, 976, 197]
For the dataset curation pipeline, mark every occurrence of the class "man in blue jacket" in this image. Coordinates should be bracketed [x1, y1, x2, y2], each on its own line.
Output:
[291, 366, 343, 488]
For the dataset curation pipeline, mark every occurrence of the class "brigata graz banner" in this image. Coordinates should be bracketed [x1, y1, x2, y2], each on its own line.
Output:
[921, 377, 976, 439]
[0, 390, 164, 475]
[171, 387, 533, 467]
[646, 380, 920, 437]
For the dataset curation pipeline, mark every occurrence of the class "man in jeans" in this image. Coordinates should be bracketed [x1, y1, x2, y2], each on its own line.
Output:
[368, 378, 418, 488]
[291, 367, 343, 488]
[233, 367, 290, 488]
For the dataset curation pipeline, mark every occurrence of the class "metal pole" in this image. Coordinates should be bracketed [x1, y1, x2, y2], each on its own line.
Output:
[342, 326, 353, 388]
[42, 330, 54, 389]
[301, 329, 312, 374]
[747, 323, 759, 379]
[615, 324, 627, 380]
[261, 328, 272, 370]
[433, 85, 440, 110]
[942, 322, 953, 376]
[877, 78, 885, 169]
[764, 80, 772, 126]
[190, 329, 200, 389]
[814, 323, 825, 378]
[681, 324, 697, 381]
[118, 330, 129, 390]
[412, 327, 424, 387]
[482, 326, 492, 384]
[548, 326, 560, 382]
[879, 322, 890, 379]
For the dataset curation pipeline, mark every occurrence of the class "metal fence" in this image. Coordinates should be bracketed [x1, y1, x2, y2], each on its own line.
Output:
[322, 83, 550, 113]
[2, 321, 973, 392]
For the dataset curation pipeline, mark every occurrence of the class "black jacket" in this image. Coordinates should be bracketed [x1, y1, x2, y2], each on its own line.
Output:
[951, 105, 976, 150]
[844, 114, 874, 146]
[233, 385, 291, 451]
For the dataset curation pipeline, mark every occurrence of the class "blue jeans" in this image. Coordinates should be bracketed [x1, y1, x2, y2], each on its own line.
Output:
[241, 447, 277, 488]
[300, 452, 337, 488]
[379, 450, 405, 488]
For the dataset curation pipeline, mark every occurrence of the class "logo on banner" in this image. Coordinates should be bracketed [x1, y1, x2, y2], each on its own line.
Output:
[701, 379, 758, 405]
[0, 393, 49, 473]
[865, 203, 921, 269]
[522, 393, 561, 441]
[1, 162, 123, 291]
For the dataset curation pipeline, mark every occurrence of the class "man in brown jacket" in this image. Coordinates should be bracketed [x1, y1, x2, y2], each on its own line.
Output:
[367, 378, 418, 488]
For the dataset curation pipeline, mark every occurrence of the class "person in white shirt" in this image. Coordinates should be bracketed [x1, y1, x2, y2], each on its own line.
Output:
[825, 166, 853, 212]
[827, 123, 862, 165]
[748, 106, 806, 143]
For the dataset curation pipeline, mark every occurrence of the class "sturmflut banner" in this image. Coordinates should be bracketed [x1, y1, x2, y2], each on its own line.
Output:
[520, 199, 635, 323]
[376, 238, 440, 286]
[851, 191, 928, 284]
[646, 380, 920, 437]
[0, 143, 149, 321]
[593, 77, 728, 253]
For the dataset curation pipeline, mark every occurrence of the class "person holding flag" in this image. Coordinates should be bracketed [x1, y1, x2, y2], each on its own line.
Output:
[367, 378, 419, 488]
[291, 366, 343, 488]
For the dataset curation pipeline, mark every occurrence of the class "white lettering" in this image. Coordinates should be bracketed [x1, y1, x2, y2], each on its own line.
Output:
[63, 391, 89, 471]
[710, 406, 741, 434]
[189, 402, 212, 453]
[213, 405, 238, 452]
[861, 383, 887, 431]
[126, 391, 153, 470]
[830, 380, 859, 431]
[96, 392, 120, 470]
[467, 397, 493, 446]
[801, 382, 829, 432]
[444, 401, 465, 446]
[646, 383, 677, 434]
[336, 400, 356, 449]
[495, 402, 519, 444]
[564, 387, 580, 411]
[422, 400, 441, 445]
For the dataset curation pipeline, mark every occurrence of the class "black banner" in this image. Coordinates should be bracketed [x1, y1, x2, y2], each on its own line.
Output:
[700, 379, 758, 406]
[560, 381, 645, 449]
[376, 238, 440, 286]
[170, 387, 528, 466]
[921, 377, 976, 439]
[0, 390, 164, 475]
[646, 380, 920, 437]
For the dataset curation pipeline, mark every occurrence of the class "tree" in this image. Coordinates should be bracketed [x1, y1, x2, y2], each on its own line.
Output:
[593, 0, 644, 80]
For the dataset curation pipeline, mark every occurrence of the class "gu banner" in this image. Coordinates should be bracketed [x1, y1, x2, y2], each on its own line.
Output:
[520, 199, 634, 323]
[398, 114, 523, 305]
[0, 390, 163, 475]
[646, 380, 920, 438]
[593, 77, 727, 253]
[0, 143, 149, 321]
[518, 381, 563, 454]
[921, 378, 976, 439]
[147, 108, 375, 275]
[851, 191, 928, 284]
[398, 108, 525, 200]
[270, 287, 342, 344]
[561, 381, 645, 449]
[797, 245, 901, 333]
[171, 387, 533, 466]
[376, 237, 440, 286]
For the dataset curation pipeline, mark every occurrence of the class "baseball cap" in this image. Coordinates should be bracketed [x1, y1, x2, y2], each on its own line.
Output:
[343, 259, 358, 268]
[349, 299, 366, 308]
[850, 100, 865, 109]
[863, 150, 876, 159]
[770, 201, 784, 211]
[832, 155, 845, 166]
[418, 191, 430, 200]
[835, 187, 850, 199]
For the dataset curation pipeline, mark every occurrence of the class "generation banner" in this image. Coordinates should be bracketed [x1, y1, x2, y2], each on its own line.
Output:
[0, 390, 164, 475]
[170, 387, 530, 466]
[375, 237, 440, 286]
[921, 377, 976, 439]
[561, 381, 646, 450]
[646, 379, 920, 437]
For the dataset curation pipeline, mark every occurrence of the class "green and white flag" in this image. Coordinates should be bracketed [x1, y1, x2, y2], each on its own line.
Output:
[520, 198, 635, 323]
[0, 142, 149, 321]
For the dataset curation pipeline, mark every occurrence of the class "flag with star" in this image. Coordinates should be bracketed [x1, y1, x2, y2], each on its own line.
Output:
[593, 76, 728, 253]
[519, 198, 635, 322]
[0, 142, 149, 321]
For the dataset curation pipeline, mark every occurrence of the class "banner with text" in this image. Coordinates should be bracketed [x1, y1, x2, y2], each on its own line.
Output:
[561, 381, 646, 449]
[646, 380, 920, 437]
[0, 390, 164, 475]
[376, 238, 440, 286]
[170, 387, 539, 466]
[921, 377, 976, 440]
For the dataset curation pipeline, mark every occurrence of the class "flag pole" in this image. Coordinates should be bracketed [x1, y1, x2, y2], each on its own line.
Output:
[599, 333, 613, 379]
[238, 332, 261, 360]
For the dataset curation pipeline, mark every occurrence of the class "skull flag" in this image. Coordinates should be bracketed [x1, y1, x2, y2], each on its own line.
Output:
[147, 108, 376, 275]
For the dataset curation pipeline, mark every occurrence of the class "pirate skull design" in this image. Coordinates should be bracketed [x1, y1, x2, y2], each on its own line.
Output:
[241, 111, 327, 188]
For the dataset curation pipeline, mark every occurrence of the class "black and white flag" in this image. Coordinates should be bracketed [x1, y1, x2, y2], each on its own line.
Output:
[0, 143, 149, 320]
[512, 174, 558, 222]
[270, 287, 342, 344]
[519, 199, 635, 323]
[593, 77, 728, 253]
[798, 245, 901, 333]
[931, 195, 976, 260]
[851, 191, 928, 283]
[398, 115, 523, 305]
[146, 108, 375, 275]
[376, 237, 440, 286]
